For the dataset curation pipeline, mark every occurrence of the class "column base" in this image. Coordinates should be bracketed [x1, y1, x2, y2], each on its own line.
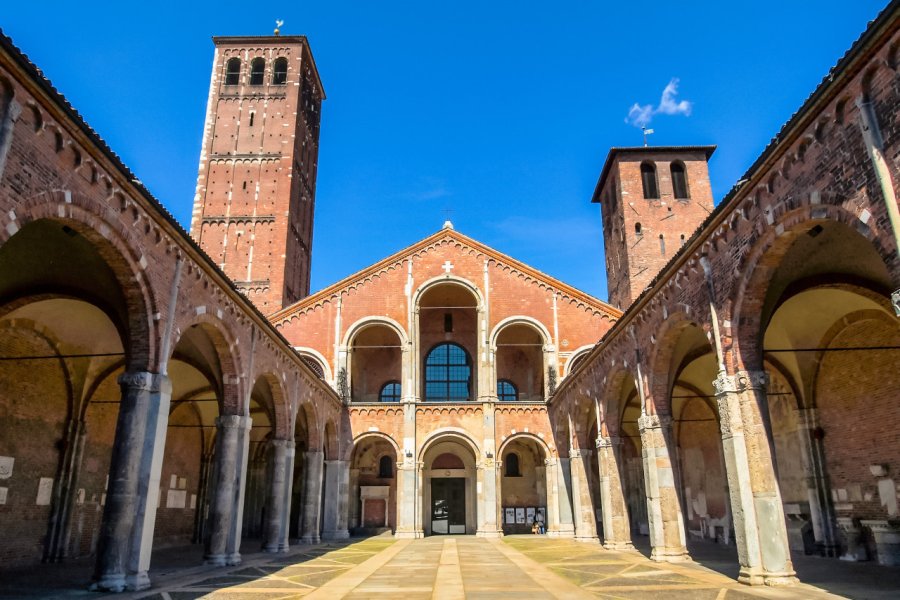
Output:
[262, 542, 281, 553]
[226, 553, 242, 566]
[278, 542, 290, 552]
[476, 529, 503, 538]
[394, 529, 425, 539]
[650, 546, 691, 563]
[574, 535, 600, 544]
[89, 573, 126, 593]
[300, 534, 321, 544]
[738, 566, 798, 586]
[204, 553, 227, 566]
[603, 540, 635, 551]
[322, 529, 350, 540]
[125, 571, 151, 591]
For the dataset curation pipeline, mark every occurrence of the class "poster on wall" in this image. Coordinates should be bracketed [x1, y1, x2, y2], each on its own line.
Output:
[536, 507, 546, 523]
[505, 508, 516, 524]
[526, 507, 536, 523]
[515, 507, 526, 524]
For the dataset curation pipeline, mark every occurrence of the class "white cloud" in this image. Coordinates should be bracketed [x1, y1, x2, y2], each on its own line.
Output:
[625, 78, 693, 128]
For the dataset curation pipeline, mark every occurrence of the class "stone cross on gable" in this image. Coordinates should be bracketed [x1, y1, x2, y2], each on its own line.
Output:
[442, 261, 454, 273]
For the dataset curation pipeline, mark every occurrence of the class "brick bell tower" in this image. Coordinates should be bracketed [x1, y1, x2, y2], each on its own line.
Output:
[593, 146, 715, 310]
[191, 34, 324, 313]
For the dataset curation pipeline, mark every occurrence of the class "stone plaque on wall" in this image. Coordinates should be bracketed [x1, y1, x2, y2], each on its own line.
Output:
[0, 456, 13, 479]
[0, 487, 8, 504]
[167, 489, 187, 509]
[36, 477, 53, 505]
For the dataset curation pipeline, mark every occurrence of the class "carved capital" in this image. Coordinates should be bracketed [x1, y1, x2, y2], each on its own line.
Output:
[596, 436, 620, 449]
[544, 458, 558, 467]
[118, 371, 155, 392]
[216, 414, 244, 429]
[637, 413, 671, 432]
[713, 370, 768, 395]
[892, 289, 900, 317]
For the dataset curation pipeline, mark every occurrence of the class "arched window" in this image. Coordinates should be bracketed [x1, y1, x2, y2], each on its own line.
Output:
[505, 452, 521, 477]
[640, 161, 659, 199]
[379, 381, 401, 402]
[671, 161, 689, 199]
[497, 379, 518, 402]
[272, 57, 288, 85]
[224, 58, 241, 85]
[300, 355, 325, 379]
[379, 455, 393, 478]
[425, 343, 471, 401]
[634, 222, 642, 236]
[249, 58, 265, 86]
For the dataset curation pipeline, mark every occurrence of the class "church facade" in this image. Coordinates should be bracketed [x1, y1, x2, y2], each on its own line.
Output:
[0, 2, 898, 593]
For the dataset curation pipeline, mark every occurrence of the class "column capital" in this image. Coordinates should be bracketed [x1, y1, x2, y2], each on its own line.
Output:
[596, 436, 621, 449]
[216, 414, 244, 429]
[713, 370, 768, 396]
[269, 438, 294, 450]
[544, 457, 558, 467]
[117, 370, 156, 391]
[637, 413, 671, 432]
[569, 448, 591, 458]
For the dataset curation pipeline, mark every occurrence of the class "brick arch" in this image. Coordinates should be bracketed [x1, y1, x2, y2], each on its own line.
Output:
[646, 312, 712, 417]
[323, 418, 339, 459]
[730, 204, 895, 373]
[0, 190, 158, 371]
[171, 313, 243, 415]
[489, 316, 552, 347]
[600, 368, 639, 438]
[342, 315, 409, 347]
[418, 428, 481, 462]
[412, 274, 485, 309]
[294, 399, 319, 451]
[250, 371, 289, 439]
[347, 431, 400, 462]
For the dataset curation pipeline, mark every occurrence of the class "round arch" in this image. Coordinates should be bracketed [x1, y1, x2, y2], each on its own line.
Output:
[294, 347, 333, 382]
[412, 274, 485, 310]
[418, 428, 481, 462]
[342, 315, 410, 347]
[489, 316, 551, 348]
[564, 344, 595, 377]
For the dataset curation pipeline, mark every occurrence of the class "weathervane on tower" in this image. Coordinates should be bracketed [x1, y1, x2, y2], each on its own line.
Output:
[274, 19, 284, 36]
[642, 126, 654, 147]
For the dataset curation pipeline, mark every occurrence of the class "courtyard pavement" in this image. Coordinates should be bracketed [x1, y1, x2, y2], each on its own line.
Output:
[2, 535, 899, 599]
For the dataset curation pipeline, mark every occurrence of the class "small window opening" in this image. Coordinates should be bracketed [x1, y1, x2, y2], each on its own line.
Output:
[505, 453, 521, 477]
[379, 455, 393, 478]
[249, 58, 265, 86]
[379, 381, 401, 402]
[249, 112, 255, 127]
[680, 234, 686, 246]
[443, 313, 453, 333]
[635, 222, 642, 236]
[659, 234, 666, 256]
[671, 161, 689, 199]
[272, 57, 288, 85]
[225, 58, 241, 85]
[497, 379, 518, 402]
[242, 181, 247, 190]
[640, 161, 659, 199]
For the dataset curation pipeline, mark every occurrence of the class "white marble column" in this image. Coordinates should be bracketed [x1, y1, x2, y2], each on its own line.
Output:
[91, 372, 172, 592]
[714, 371, 796, 585]
[322, 460, 350, 539]
[300, 450, 324, 543]
[570, 449, 599, 542]
[596, 436, 633, 550]
[638, 414, 689, 562]
[476, 457, 501, 537]
[225, 415, 251, 565]
[263, 439, 291, 552]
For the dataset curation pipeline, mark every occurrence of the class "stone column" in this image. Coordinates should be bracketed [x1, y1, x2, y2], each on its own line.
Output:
[570, 449, 599, 542]
[225, 415, 251, 565]
[322, 459, 350, 539]
[476, 456, 501, 537]
[596, 436, 633, 550]
[204, 415, 243, 566]
[263, 439, 291, 552]
[279, 442, 295, 551]
[92, 372, 171, 592]
[547, 457, 575, 537]
[300, 450, 324, 543]
[638, 414, 689, 562]
[544, 458, 561, 535]
[797, 407, 838, 557]
[395, 460, 422, 538]
[348, 468, 360, 530]
[714, 371, 796, 585]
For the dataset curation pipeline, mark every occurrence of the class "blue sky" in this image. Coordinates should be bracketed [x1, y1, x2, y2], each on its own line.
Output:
[1, 1, 889, 301]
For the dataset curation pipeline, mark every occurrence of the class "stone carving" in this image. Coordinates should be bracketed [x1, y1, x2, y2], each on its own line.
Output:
[117, 371, 155, 391]
[712, 370, 768, 396]
[892, 289, 900, 317]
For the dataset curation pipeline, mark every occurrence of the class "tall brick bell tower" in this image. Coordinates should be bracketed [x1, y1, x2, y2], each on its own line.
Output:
[191, 35, 324, 312]
[593, 146, 716, 309]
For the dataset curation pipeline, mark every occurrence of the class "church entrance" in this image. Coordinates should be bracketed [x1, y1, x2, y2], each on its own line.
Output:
[431, 478, 466, 534]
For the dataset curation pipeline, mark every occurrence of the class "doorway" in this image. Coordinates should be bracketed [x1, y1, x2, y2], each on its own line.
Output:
[431, 478, 466, 534]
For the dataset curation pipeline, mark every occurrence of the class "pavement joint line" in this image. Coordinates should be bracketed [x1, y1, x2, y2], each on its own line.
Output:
[432, 539, 465, 600]
[302, 538, 409, 600]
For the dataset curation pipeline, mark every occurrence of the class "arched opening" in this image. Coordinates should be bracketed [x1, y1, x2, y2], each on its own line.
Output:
[615, 375, 648, 539]
[495, 323, 545, 401]
[224, 58, 241, 86]
[350, 323, 402, 403]
[272, 57, 288, 85]
[421, 436, 477, 535]
[240, 377, 278, 542]
[379, 381, 401, 402]
[640, 161, 659, 199]
[500, 438, 548, 534]
[0, 217, 144, 581]
[418, 282, 479, 401]
[348, 435, 397, 534]
[497, 379, 518, 401]
[671, 161, 689, 199]
[741, 218, 898, 564]
[288, 403, 315, 540]
[249, 58, 265, 86]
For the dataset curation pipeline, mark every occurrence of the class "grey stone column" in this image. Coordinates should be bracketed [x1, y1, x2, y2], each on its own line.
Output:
[92, 372, 172, 592]
[714, 371, 796, 585]
[204, 415, 243, 566]
[263, 439, 291, 552]
[797, 407, 838, 557]
[279, 442, 295, 551]
[395, 460, 422, 538]
[547, 457, 575, 537]
[225, 415, 252, 565]
[596, 436, 633, 550]
[300, 450, 324, 543]
[570, 449, 599, 542]
[638, 414, 689, 562]
[322, 459, 350, 539]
